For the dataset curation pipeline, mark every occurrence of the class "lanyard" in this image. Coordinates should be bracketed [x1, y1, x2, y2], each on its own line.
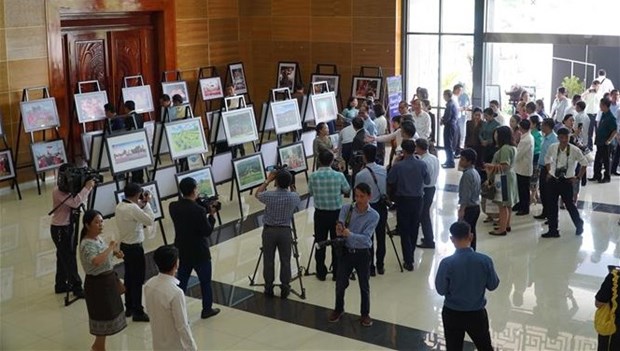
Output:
[555, 144, 570, 170]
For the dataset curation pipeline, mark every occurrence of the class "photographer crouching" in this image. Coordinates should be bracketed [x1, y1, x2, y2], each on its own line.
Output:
[255, 168, 301, 299]
[49, 163, 97, 297]
[328, 183, 379, 327]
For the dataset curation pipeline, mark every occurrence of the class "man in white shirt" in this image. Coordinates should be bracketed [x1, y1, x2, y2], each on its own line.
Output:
[597, 69, 615, 94]
[541, 128, 588, 238]
[415, 139, 440, 249]
[145, 245, 198, 351]
[411, 99, 431, 140]
[551, 87, 570, 125]
[514, 120, 534, 216]
[116, 182, 155, 321]
[573, 101, 590, 147]
[581, 81, 600, 149]
[490, 100, 508, 126]
[610, 89, 619, 117]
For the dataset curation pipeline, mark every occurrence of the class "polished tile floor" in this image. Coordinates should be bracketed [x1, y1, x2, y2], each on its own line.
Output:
[1, 155, 619, 350]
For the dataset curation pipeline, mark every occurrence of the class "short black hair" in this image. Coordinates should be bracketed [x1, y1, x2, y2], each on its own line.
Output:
[391, 115, 402, 125]
[576, 101, 586, 111]
[600, 97, 611, 108]
[562, 114, 574, 123]
[161, 94, 171, 102]
[450, 221, 471, 239]
[124, 100, 136, 111]
[557, 87, 566, 95]
[373, 103, 385, 117]
[489, 100, 499, 107]
[483, 107, 495, 117]
[529, 114, 541, 126]
[179, 177, 197, 197]
[598, 69, 606, 76]
[362, 144, 377, 163]
[460, 148, 477, 163]
[318, 150, 334, 167]
[401, 121, 416, 138]
[572, 94, 581, 103]
[354, 182, 372, 196]
[352, 117, 364, 130]
[542, 118, 556, 130]
[104, 103, 116, 113]
[172, 94, 183, 104]
[612, 89, 619, 95]
[275, 169, 292, 189]
[472, 107, 482, 115]
[124, 183, 142, 198]
[415, 138, 429, 151]
[401, 139, 416, 154]
[153, 245, 178, 273]
[518, 119, 531, 131]
[556, 127, 570, 136]
[443, 89, 453, 98]
[453, 83, 463, 90]
[525, 101, 536, 113]
[494, 126, 513, 147]
[315, 122, 326, 133]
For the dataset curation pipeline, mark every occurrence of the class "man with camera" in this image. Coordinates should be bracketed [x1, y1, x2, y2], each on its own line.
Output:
[354, 144, 387, 276]
[254, 168, 301, 298]
[308, 150, 351, 281]
[328, 183, 379, 327]
[169, 177, 220, 319]
[115, 183, 155, 322]
[541, 127, 588, 238]
[50, 163, 96, 297]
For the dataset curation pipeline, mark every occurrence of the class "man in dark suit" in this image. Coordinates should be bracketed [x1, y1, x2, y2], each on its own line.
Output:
[169, 177, 220, 319]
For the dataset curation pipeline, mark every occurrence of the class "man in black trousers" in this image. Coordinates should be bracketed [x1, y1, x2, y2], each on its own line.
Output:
[589, 97, 618, 183]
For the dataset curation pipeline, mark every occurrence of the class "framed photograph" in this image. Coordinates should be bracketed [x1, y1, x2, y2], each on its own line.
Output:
[162, 81, 190, 104]
[122, 85, 154, 113]
[278, 142, 307, 173]
[311, 74, 340, 95]
[187, 154, 204, 170]
[0, 149, 16, 181]
[89, 181, 121, 218]
[300, 131, 315, 158]
[352, 76, 383, 100]
[232, 153, 266, 192]
[105, 130, 153, 175]
[20, 98, 60, 133]
[143, 120, 155, 148]
[30, 139, 67, 172]
[175, 166, 217, 198]
[277, 62, 297, 91]
[311, 92, 338, 124]
[90, 133, 110, 169]
[199, 77, 224, 101]
[81, 130, 103, 161]
[208, 111, 227, 143]
[259, 102, 275, 131]
[229, 62, 248, 95]
[153, 165, 178, 200]
[153, 123, 170, 155]
[211, 152, 233, 184]
[271, 99, 302, 135]
[115, 181, 164, 220]
[74, 91, 108, 123]
[221, 107, 259, 146]
[260, 140, 278, 170]
[164, 118, 208, 160]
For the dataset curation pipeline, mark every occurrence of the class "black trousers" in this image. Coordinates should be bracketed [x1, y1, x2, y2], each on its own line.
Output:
[593, 143, 611, 180]
[442, 307, 493, 351]
[538, 166, 549, 217]
[335, 249, 371, 316]
[587, 114, 597, 150]
[546, 177, 583, 234]
[419, 187, 436, 245]
[369, 202, 387, 270]
[261, 226, 292, 289]
[463, 205, 480, 251]
[516, 174, 530, 213]
[611, 142, 620, 174]
[599, 332, 620, 351]
[396, 196, 423, 265]
[120, 243, 145, 313]
[314, 209, 340, 277]
[50, 224, 82, 291]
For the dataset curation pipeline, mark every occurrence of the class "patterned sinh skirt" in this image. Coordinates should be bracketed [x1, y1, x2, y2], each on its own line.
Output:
[84, 271, 127, 336]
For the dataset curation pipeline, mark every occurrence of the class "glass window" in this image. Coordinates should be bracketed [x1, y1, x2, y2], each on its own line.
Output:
[406, 35, 440, 107]
[407, 0, 439, 32]
[440, 36, 474, 97]
[441, 0, 475, 33]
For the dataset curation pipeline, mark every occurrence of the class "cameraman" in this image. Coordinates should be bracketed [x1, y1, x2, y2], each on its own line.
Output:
[169, 177, 220, 319]
[50, 163, 95, 297]
[354, 144, 387, 276]
[308, 150, 351, 281]
[328, 183, 379, 327]
[254, 169, 301, 298]
[115, 183, 155, 322]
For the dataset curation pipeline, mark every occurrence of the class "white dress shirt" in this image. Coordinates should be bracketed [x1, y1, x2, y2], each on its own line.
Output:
[544, 143, 588, 178]
[582, 90, 601, 114]
[514, 132, 534, 176]
[145, 273, 198, 351]
[573, 111, 590, 142]
[374, 115, 388, 136]
[339, 124, 356, 144]
[412, 110, 431, 140]
[419, 152, 439, 188]
[115, 200, 155, 244]
[551, 98, 570, 123]
[598, 75, 615, 94]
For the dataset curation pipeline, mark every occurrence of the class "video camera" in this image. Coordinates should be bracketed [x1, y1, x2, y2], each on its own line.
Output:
[57, 166, 103, 195]
[196, 194, 222, 212]
[265, 164, 288, 172]
[315, 237, 346, 250]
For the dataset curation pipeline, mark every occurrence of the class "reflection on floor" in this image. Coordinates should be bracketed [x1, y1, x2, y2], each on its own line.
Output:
[1, 161, 619, 350]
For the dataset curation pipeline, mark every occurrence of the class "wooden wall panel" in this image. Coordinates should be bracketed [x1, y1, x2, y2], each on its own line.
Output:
[176, 44, 210, 70]
[351, 44, 396, 69]
[176, 20, 209, 46]
[239, 0, 271, 17]
[311, 0, 352, 17]
[0, 29, 5, 61]
[209, 18, 239, 42]
[271, 17, 310, 42]
[4, 0, 45, 27]
[272, 0, 311, 17]
[209, 41, 241, 66]
[352, 0, 397, 17]
[311, 17, 352, 43]
[7, 58, 48, 91]
[0, 61, 8, 92]
[208, 0, 239, 18]
[352, 17, 395, 43]
[311, 42, 352, 67]
[239, 17, 272, 41]
[5, 27, 47, 60]
[176, 0, 208, 20]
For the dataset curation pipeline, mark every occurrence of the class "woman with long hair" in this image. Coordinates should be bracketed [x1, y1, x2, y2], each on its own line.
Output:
[510, 114, 522, 145]
[79, 210, 126, 351]
[485, 126, 518, 236]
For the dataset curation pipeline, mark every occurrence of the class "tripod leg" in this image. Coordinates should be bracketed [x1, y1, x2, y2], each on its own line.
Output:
[290, 228, 306, 299]
[304, 239, 316, 276]
[248, 247, 264, 286]
[386, 222, 404, 272]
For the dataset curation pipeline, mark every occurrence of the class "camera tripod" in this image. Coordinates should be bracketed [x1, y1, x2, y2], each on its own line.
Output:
[248, 220, 307, 300]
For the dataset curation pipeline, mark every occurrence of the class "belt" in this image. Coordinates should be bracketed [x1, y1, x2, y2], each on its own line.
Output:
[465, 204, 480, 209]
[120, 242, 142, 247]
[345, 248, 370, 254]
[315, 208, 340, 212]
[264, 224, 291, 229]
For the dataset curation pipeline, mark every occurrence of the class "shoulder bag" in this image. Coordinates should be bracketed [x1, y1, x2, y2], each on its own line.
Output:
[595, 268, 618, 336]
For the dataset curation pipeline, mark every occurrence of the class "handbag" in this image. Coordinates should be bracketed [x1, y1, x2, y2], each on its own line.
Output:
[595, 269, 618, 336]
[365, 166, 392, 208]
[480, 178, 496, 200]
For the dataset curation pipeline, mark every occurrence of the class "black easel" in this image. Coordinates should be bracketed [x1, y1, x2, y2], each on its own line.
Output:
[357, 66, 384, 101]
[73, 81, 107, 161]
[313, 64, 343, 108]
[275, 61, 303, 93]
[0, 115, 21, 199]
[259, 88, 299, 146]
[225, 62, 253, 105]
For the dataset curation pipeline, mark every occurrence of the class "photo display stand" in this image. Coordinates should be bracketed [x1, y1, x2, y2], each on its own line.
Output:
[105, 129, 153, 190]
[231, 153, 266, 219]
[259, 88, 302, 146]
[312, 64, 343, 108]
[215, 95, 258, 160]
[0, 112, 21, 199]
[163, 116, 208, 175]
[352, 66, 384, 102]
[119, 74, 154, 122]
[193, 66, 223, 122]
[225, 62, 252, 105]
[15, 87, 63, 195]
[73, 80, 108, 161]
[275, 61, 303, 93]
[174, 165, 223, 226]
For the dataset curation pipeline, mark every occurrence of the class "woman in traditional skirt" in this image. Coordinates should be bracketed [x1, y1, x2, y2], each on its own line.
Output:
[79, 209, 126, 351]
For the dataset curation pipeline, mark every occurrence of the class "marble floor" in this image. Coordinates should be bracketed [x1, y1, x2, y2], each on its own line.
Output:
[0, 154, 619, 350]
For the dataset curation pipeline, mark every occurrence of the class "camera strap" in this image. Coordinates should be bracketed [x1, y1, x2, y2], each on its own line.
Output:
[555, 143, 570, 172]
[365, 166, 385, 198]
[344, 203, 355, 227]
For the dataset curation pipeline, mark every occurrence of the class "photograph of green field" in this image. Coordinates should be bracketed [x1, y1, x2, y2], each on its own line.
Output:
[176, 167, 216, 198]
[165, 119, 207, 159]
[234, 154, 265, 191]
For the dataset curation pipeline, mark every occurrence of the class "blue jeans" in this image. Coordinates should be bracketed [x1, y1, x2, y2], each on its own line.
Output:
[177, 260, 213, 311]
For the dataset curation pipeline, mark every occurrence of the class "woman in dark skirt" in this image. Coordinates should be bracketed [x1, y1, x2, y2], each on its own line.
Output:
[79, 209, 126, 351]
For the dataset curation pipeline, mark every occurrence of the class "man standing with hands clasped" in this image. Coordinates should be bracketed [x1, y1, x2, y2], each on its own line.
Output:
[435, 221, 499, 351]
[328, 183, 379, 327]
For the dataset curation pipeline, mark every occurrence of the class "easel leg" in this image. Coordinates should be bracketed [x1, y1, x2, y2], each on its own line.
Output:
[386, 222, 403, 272]
[158, 220, 167, 245]
[248, 247, 264, 286]
[304, 239, 316, 276]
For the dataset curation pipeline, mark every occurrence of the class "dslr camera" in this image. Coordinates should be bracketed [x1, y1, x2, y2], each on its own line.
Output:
[555, 167, 567, 179]
[57, 166, 103, 195]
[265, 164, 288, 172]
[196, 194, 222, 212]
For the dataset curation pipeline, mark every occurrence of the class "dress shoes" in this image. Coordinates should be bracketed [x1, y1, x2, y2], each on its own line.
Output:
[316, 274, 326, 281]
[494, 226, 511, 232]
[280, 286, 290, 299]
[132, 312, 150, 322]
[328, 310, 344, 323]
[541, 232, 560, 238]
[516, 211, 529, 216]
[264, 287, 275, 297]
[201, 308, 221, 319]
[377, 266, 385, 275]
[612, 172, 620, 176]
[360, 315, 373, 327]
[489, 231, 507, 236]
[73, 289, 85, 299]
[369, 266, 376, 277]
[576, 223, 584, 236]
[588, 177, 600, 182]
[441, 164, 455, 169]
[598, 178, 611, 183]
[533, 214, 547, 220]
[416, 242, 436, 249]
[403, 263, 414, 271]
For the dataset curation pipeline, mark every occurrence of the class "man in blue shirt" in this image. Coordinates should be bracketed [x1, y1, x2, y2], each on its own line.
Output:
[328, 183, 379, 328]
[533, 118, 558, 220]
[354, 144, 387, 276]
[435, 221, 499, 351]
[590, 97, 618, 183]
[387, 140, 430, 271]
[441, 89, 458, 168]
